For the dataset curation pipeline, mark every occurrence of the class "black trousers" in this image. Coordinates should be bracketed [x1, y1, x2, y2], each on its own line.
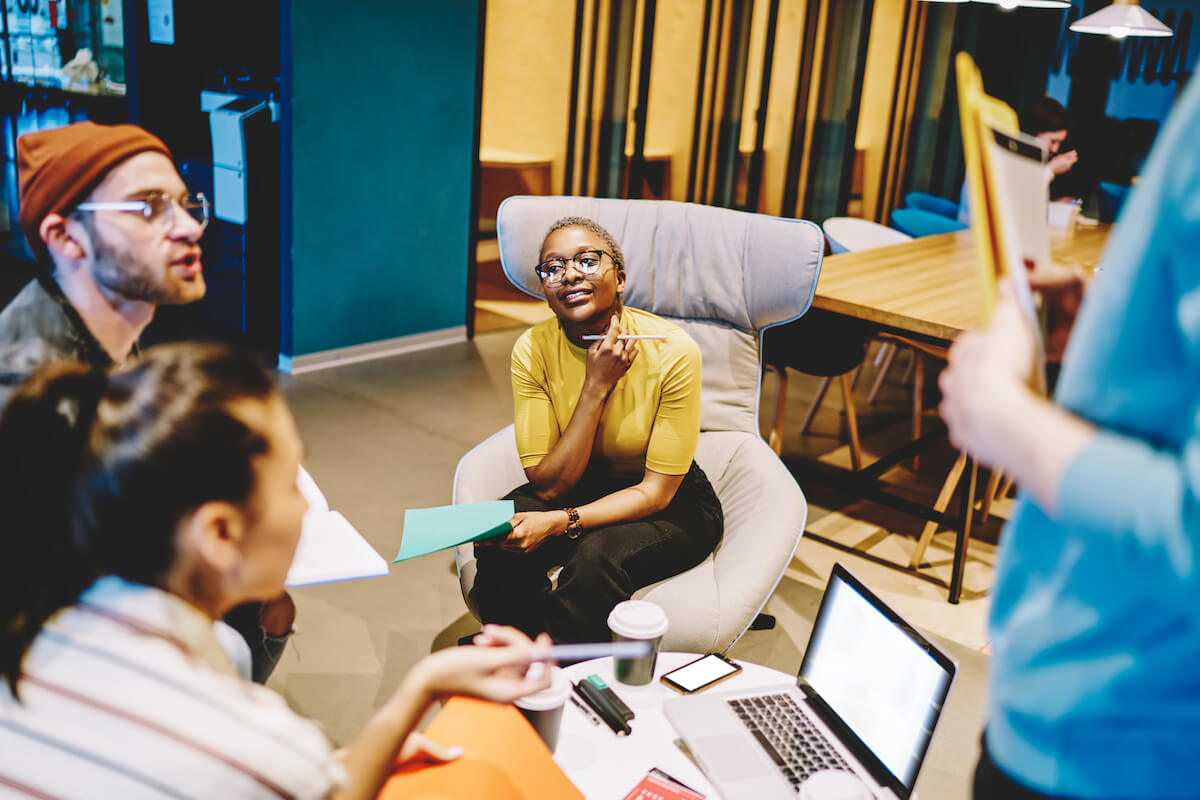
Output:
[470, 462, 723, 643]
[222, 602, 291, 684]
[974, 734, 1071, 800]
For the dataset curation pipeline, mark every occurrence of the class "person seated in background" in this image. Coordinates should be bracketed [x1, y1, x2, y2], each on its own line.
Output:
[0, 121, 292, 682]
[958, 96, 1078, 225]
[939, 73, 1200, 800]
[0, 343, 550, 799]
[470, 217, 723, 642]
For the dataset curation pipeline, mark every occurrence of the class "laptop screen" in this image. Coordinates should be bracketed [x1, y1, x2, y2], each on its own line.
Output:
[798, 565, 955, 791]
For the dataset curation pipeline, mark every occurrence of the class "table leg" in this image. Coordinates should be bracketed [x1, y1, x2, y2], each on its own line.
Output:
[949, 457, 977, 604]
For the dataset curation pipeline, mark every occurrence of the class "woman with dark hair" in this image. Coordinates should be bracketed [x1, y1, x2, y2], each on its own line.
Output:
[957, 95, 1078, 224]
[470, 217, 724, 642]
[0, 343, 550, 799]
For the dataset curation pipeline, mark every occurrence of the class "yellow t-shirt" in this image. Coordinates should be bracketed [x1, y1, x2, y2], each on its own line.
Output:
[511, 306, 701, 477]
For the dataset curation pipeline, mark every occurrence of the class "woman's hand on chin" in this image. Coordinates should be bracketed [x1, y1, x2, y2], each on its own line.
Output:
[499, 510, 567, 552]
[584, 315, 638, 395]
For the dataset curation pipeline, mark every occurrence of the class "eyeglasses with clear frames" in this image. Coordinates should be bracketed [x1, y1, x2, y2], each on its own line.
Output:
[75, 191, 211, 232]
[535, 249, 610, 286]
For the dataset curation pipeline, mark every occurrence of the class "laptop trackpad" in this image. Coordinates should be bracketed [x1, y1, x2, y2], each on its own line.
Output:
[695, 734, 770, 780]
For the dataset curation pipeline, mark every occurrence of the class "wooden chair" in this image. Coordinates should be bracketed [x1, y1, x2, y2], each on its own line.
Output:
[764, 219, 913, 468]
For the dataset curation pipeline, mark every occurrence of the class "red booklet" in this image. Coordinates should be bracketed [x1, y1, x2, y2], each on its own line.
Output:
[621, 768, 706, 800]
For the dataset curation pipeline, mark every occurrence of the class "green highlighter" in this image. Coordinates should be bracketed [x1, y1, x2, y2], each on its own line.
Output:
[585, 674, 634, 721]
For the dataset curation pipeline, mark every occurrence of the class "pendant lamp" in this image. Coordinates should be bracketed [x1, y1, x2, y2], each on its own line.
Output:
[974, 0, 1071, 8]
[1070, 0, 1173, 37]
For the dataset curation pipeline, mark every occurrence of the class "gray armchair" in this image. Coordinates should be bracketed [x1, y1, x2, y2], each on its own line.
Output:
[454, 196, 823, 653]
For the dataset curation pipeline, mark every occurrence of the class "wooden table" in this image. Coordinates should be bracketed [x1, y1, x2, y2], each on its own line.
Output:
[813, 224, 1111, 344]
[802, 223, 1111, 602]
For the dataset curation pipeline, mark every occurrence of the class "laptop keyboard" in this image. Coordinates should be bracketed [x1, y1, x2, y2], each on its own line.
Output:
[728, 694, 852, 791]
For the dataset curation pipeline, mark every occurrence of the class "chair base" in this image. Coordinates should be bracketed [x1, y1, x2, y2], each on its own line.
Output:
[749, 613, 776, 631]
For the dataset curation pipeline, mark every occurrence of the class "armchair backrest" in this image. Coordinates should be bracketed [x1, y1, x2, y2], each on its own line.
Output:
[496, 196, 823, 435]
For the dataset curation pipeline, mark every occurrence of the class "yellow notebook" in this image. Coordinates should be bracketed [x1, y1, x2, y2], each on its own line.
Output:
[378, 697, 584, 800]
[956, 51, 1048, 392]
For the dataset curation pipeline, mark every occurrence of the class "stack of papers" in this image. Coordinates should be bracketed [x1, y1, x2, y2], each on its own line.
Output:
[285, 467, 390, 587]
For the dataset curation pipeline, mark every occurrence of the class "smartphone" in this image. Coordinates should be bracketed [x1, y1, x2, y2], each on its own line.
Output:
[661, 653, 742, 694]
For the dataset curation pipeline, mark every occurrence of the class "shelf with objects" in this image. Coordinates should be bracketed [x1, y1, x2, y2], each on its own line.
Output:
[1, 0, 127, 298]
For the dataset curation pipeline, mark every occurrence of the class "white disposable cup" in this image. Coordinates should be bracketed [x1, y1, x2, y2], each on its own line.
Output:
[1048, 200, 1080, 229]
[513, 665, 569, 752]
[607, 600, 669, 685]
[799, 770, 872, 800]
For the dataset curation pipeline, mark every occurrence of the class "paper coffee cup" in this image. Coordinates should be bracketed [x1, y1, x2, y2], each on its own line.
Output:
[799, 770, 871, 800]
[514, 665, 569, 752]
[607, 600, 669, 685]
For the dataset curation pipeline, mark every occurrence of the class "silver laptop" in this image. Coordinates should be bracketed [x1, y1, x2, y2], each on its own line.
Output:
[664, 564, 956, 799]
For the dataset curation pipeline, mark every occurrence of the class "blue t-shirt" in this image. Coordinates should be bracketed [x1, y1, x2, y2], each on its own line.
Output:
[986, 76, 1200, 796]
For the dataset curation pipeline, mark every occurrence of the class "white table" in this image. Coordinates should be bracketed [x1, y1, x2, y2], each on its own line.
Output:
[554, 652, 795, 799]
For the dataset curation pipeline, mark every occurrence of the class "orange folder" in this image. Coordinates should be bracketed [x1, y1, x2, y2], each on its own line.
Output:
[378, 697, 584, 800]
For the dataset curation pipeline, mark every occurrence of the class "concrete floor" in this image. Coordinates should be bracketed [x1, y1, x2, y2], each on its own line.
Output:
[272, 320, 990, 799]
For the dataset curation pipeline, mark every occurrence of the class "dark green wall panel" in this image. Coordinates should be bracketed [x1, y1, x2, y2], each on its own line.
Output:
[288, 0, 478, 356]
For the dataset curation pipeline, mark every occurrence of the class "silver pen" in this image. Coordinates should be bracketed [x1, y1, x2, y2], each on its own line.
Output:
[581, 334, 668, 341]
[570, 694, 602, 726]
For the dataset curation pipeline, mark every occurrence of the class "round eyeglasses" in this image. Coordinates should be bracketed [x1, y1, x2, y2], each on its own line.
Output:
[535, 249, 610, 286]
[75, 191, 211, 232]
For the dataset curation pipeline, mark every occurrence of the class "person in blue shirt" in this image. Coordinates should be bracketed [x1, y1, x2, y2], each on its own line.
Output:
[939, 74, 1200, 798]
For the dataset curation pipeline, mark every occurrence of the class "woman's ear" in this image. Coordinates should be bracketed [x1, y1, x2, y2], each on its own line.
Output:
[615, 269, 626, 295]
[177, 501, 247, 575]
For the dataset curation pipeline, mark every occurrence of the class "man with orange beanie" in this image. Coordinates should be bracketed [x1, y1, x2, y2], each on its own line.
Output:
[0, 121, 293, 683]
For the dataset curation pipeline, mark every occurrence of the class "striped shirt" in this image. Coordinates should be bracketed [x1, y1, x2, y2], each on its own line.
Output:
[0, 577, 345, 799]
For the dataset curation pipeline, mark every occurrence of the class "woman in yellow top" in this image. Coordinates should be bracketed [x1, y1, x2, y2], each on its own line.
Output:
[472, 217, 724, 642]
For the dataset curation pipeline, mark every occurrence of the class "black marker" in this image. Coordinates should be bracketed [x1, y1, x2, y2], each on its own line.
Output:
[574, 679, 630, 735]
[586, 674, 634, 721]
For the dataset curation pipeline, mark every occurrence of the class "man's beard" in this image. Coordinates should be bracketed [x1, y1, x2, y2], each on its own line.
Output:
[90, 230, 205, 306]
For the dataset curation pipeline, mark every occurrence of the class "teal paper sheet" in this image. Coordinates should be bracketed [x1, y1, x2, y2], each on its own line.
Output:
[393, 501, 515, 563]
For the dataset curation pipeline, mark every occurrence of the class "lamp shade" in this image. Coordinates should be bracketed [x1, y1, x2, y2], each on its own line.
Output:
[1069, 0, 1173, 37]
[974, 0, 1071, 8]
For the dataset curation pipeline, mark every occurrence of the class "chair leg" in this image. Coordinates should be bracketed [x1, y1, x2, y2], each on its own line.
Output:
[800, 376, 833, 435]
[838, 372, 863, 471]
[912, 353, 925, 470]
[873, 340, 892, 368]
[909, 452, 967, 569]
[980, 470, 1003, 523]
[868, 343, 899, 405]
[750, 613, 776, 631]
[998, 475, 1016, 499]
[768, 365, 789, 456]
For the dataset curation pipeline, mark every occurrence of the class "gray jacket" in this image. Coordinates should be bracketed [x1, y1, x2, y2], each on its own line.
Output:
[0, 276, 112, 409]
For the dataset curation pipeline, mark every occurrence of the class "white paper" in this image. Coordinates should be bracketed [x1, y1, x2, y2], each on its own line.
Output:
[147, 0, 174, 45]
[286, 467, 387, 587]
[983, 125, 1047, 326]
[296, 465, 329, 513]
[286, 510, 390, 587]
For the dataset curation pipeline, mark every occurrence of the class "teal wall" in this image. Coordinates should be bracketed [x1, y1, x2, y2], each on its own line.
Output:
[287, 0, 479, 357]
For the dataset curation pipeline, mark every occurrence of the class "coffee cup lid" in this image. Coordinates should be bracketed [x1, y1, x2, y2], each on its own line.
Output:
[607, 600, 669, 639]
[514, 665, 569, 711]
